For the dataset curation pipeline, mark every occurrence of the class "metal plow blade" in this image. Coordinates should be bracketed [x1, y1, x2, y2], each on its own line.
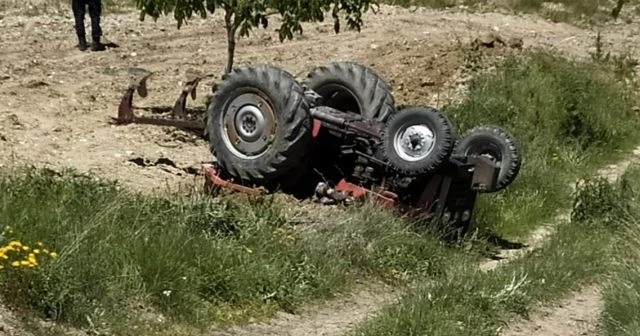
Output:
[113, 67, 214, 133]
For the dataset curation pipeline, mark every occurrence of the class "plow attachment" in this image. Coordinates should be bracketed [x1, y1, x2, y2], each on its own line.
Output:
[113, 67, 212, 133]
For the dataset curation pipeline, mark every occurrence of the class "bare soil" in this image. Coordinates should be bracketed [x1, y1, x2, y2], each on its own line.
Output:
[1, 3, 639, 195]
[501, 286, 604, 336]
[2, 2, 640, 335]
[212, 283, 399, 336]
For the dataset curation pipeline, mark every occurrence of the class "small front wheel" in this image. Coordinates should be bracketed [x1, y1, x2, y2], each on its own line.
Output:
[382, 106, 455, 175]
[454, 125, 522, 192]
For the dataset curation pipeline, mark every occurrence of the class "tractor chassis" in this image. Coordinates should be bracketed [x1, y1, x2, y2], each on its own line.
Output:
[113, 67, 502, 229]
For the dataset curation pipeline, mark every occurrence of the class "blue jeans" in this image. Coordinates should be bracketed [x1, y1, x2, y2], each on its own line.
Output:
[72, 0, 102, 41]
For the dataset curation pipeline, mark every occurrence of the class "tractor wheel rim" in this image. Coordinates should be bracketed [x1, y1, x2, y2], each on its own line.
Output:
[221, 92, 276, 159]
[235, 105, 266, 141]
[393, 124, 435, 162]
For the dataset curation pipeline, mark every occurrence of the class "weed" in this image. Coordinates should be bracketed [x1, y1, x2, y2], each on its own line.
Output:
[600, 164, 640, 336]
[446, 49, 640, 238]
[0, 167, 474, 333]
[571, 175, 632, 227]
[353, 165, 640, 336]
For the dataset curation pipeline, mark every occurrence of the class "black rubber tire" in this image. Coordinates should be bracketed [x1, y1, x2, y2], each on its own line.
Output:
[454, 125, 522, 192]
[381, 106, 455, 175]
[397, 104, 459, 140]
[303, 61, 397, 122]
[206, 64, 313, 187]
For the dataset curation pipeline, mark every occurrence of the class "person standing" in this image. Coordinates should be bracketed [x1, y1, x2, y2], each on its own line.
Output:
[72, 0, 106, 51]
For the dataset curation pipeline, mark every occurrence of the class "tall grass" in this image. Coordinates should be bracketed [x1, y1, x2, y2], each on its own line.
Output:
[0, 167, 474, 334]
[446, 49, 640, 238]
[601, 165, 640, 336]
[352, 164, 638, 336]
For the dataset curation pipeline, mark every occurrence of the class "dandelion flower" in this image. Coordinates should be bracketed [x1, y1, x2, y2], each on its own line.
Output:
[11, 261, 19, 267]
[49, 252, 59, 259]
[33, 249, 40, 254]
[20, 260, 29, 266]
[22, 245, 30, 251]
[8, 241, 21, 249]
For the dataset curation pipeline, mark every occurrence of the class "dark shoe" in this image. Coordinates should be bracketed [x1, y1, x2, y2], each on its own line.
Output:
[91, 40, 106, 52]
[77, 38, 88, 51]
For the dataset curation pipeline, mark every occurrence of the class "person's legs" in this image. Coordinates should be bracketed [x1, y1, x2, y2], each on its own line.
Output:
[87, 0, 105, 51]
[71, 0, 87, 50]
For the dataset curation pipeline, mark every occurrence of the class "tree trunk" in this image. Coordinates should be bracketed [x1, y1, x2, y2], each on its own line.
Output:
[224, 10, 238, 74]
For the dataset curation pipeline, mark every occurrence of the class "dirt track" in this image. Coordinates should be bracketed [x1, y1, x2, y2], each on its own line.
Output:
[2, 4, 638, 194]
[2, 2, 640, 335]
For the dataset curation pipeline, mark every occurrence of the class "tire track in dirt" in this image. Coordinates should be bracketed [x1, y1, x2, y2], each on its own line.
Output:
[491, 147, 640, 336]
[501, 286, 603, 336]
[203, 145, 640, 336]
[212, 284, 399, 336]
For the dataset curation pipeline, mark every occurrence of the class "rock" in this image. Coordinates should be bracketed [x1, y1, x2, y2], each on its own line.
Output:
[23, 79, 49, 88]
[479, 32, 499, 47]
[507, 37, 524, 49]
[3, 114, 23, 129]
[420, 78, 436, 87]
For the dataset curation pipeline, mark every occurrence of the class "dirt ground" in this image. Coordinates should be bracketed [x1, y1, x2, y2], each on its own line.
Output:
[1, 3, 638, 195]
[2, 1, 640, 335]
[501, 286, 604, 336]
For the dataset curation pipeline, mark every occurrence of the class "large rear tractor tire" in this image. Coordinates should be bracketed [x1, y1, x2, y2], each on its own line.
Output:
[303, 61, 397, 122]
[454, 125, 522, 192]
[206, 64, 313, 188]
[382, 106, 455, 176]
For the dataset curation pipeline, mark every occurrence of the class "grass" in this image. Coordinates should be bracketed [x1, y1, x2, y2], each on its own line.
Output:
[351, 164, 639, 336]
[0, 45, 636, 335]
[382, 0, 640, 25]
[445, 48, 640, 239]
[601, 165, 640, 335]
[0, 168, 479, 335]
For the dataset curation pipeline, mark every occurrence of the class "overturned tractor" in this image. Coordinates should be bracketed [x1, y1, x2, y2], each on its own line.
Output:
[114, 61, 522, 231]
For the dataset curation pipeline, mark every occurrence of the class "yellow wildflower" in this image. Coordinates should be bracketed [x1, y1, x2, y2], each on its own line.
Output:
[43, 249, 49, 254]
[49, 252, 59, 259]
[36, 242, 43, 247]
[28, 253, 37, 264]
[244, 247, 253, 254]
[0, 265, 3, 269]
[22, 245, 30, 251]
[20, 260, 29, 266]
[33, 249, 41, 254]
[0, 254, 7, 260]
[11, 261, 19, 267]
[8, 241, 21, 249]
